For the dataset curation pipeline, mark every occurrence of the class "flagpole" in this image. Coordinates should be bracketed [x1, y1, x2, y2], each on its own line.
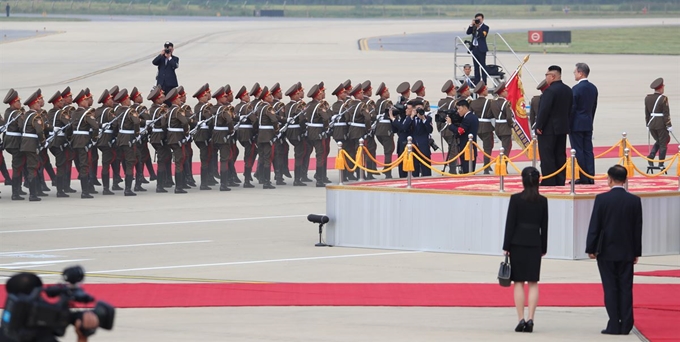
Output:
[505, 54, 531, 85]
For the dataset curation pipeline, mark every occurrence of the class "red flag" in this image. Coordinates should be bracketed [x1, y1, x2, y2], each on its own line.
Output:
[506, 69, 532, 149]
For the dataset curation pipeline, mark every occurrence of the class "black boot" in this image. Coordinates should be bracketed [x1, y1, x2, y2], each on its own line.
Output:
[146, 159, 157, 181]
[11, 175, 25, 200]
[206, 167, 218, 186]
[56, 176, 69, 198]
[220, 172, 231, 191]
[36, 176, 48, 196]
[80, 179, 93, 199]
[156, 171, 168, 193]
[0, 161, 11, 185]
[91, 176, 102, 186]
[243, 168, 255, 188]
[102, 174, 114, 195]
[29, 179, 41, 202]
[134, 175, 147, 192]
[293, 166, 306, 186]
[174, 172, 187, 194]
[40, 173, 51, 192]
[263, 181, 275, 189]
[229, 163, 241, 184]
[200, 170, 212, 190]
[124, 175, 136, 196]
[88, 180, 98, 194]
[64, 168, 77, 193]
[316, 167, 327, 187]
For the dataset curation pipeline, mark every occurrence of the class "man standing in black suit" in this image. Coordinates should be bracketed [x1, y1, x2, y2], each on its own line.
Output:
[466, 13, 489, 84]
[570, 62, 598, 184]
[409, 100, 433, 177]
[535, 65, 572, 186]
[448, 99, 478, 174]
[152, 41, 179, 102]
[586, 165, 643, 335]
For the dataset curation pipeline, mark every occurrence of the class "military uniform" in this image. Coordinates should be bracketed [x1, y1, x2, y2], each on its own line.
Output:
[236, 84, 260, 185]
[35, 107, 55, 193]
[270, 83, 289, 184]
[4, 89, 27, 200]
[211, 87, 236, 191]
[470, 81, 494, 173]
[163, 88, 189, 193]
[437, 80, 459, 174]
[94, 90, 118, 194]
[130, 87, 155, 187]
[375, 83, 395, 178]
[69, 90, 98, 198]
[529, 80, 548, 129]
[147, 87, 171, 192]
[59, 86, 77, 192]
[490, 82, 514, 159]
[114, 90, 141, 196]
[193, 84, 215, 189]
[17, 90, 45, 201]
[645, 78, 673, 167]
[361, 81, 378, 180]
[46, 92, 73, 197]
[255, 87, 279, 189]
[345, 85, 371, 177]
[283, 84, 309, 186]
[305, 84, 332, 187]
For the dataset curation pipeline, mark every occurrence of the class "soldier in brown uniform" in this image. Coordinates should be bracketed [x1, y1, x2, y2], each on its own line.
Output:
[255, 87, 279, 189]
[111, 89, 141, 196]
[329, 83, 351, 181]
[46, 91, 72, 197]
[35, 104, 55, 193]
[490, 82, 514, 160]
[211, 86, 236, 191]
[529, 80, 548, 129]
[346, 84, 371, 179]
[107, 85, 122, 188]
[283, 83, 309, 186]
[130, 87, 156, 184]
[412, 80, 430, 112]
[59, 86, 77, 192]
[177, 86, 197, 188]
[3, 89, 27, 200]
[374, 82, 395, 178]
[361, 81, 378, 180]
[222, 85, 239, 185]
[70, 90, 98, 198]
[191, 83, 215, 189]
[94, 89, 117, 195]
[147, 87, 171, 193]
[163, 88, 189, 194]
[645, 77, 673, 168]
[304, 84, 332, 187]
[470, 81, 495, 174]
[231, 86, 253, 188]
[437, 80, 459, 174]
[270, 83, 290, 185]
[396, 82, 411, 102]
[18, 90, 45, 201]
[248, 83, 264, 182]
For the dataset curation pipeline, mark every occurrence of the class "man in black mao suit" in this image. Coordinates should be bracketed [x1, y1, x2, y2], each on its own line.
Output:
[410, 100, 433, 177]
[448, 100, 478, 174]
[535, 65, 572, 186]
[152, 42, 179, 100]
[570, 62, 598, 184]
[586, 165, 643, 336]
[389, 102, 414, 178]
[466, 13, 489, 84]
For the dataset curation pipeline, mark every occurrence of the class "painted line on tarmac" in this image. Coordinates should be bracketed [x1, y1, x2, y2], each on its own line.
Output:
[0, 268, 267, 283]
[0, 214, 307, 234]
[0, 259, 91, 269]
[0, 30, 66, 45]
[88, 251, 423, 274]
[0, 240, 213, 255]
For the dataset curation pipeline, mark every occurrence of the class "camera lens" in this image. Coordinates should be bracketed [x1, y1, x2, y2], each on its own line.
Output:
[474, 19, 480, 24]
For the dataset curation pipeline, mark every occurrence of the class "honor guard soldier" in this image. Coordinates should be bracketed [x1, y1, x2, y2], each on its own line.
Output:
[113, 89, 141, 196]
[490, 82, 514, 161]
[18, 90, 45, 201]
[470, 81, 495, 174]
[46, 91, 72, 197]
[437, 80, 459, 174]
[457, 82, 472, 101]
[221, 84, 240, 185]
[107, 85, 123, 188]
[211, 86, 236, 191]
[346, 84, 371, 179]
[147, 86, 171, 193]
[342, 79, 352, 95]
[0, 97, 11, 190]
[330, 83, 352, 181]
[249, 83, 264, 181]
[284, 83, 308, 186]
[305, 84, 332, 187]
[69, 89, 98, 199]
[59, 86, 77, 191]
[412, 80, 431, 112]
[4, 89, 27, 200]
[361, 80, 378, 180]
[234, 85, 257, 188]
[374, 82, 395, 179]
[396, 81, 411, 103]
[130, 87, 156, 184]
[645, 77, 673, 169]
[192, 83, 215, 189]
[271, 82, 291, 184]
[255, 87, 279, 189]
[94, 89, 118, 195]
[529, 80, 548, 129]
[177, 86, 196, 188]
[163, 88, 189, 194]
[35, 105, 55, 194]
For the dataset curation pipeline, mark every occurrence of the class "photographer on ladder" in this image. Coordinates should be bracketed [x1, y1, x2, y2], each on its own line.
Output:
[466, 13, 489, 84]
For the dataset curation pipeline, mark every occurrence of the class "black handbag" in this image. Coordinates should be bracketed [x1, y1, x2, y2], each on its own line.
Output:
[498, 255, 512, 287]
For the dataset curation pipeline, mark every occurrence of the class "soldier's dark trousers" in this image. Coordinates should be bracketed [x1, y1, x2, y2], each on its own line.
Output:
[196, 141, 211, 178]
[311, 138, 328, 182]
[24, 151, 40, 200]
[8, 149, 25, 196]
[140, 142, 156, 179]
[121, 145, 137, 177]
[39, 149, 55, 183]
[478, 132, 494, 169]
[377, 135, 395, 175]
[257, 142, 273, 184]
[344, 139, 358, 178]
[216, 142, 233, 190]
[98, 147, 115, 186]
[75, 148, 89, 180]
[648, 128, 670, 165]
[364, 137, 377, 178]
[273, 139, 288, 180]
[170, 144, 185, 173]
[0, 152, 11, 184]
[289, 137, 306, 181]
[301, 138, 313, 178]
[239, 140, 257, 180]
[89, 147, 99, 181]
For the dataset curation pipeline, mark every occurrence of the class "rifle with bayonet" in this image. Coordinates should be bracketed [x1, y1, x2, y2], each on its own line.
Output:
[40, 122, 72, 152]
[271, 103, 310, 144]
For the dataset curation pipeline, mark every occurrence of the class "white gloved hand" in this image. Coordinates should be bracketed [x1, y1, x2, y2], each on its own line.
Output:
[668, 126, 673, 132]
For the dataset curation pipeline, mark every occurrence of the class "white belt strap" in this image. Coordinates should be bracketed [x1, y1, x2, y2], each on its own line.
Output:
[307, 123, 323, 128]
[167, 127, 184, 132]
[379, 120, 391, 124]
[480, 98, 491, 119]
[72, 131, 89, 135]
[22, 112, 36, 135]
[479, 119, 493, 123]
[119, 129, 135, 134]
[350, 122, 365, 127]
[259, 125, 274, 130]
[650, 113, 663, 117]
[496, 120, 508, 123]
[213, 126, 230, 131]
[22, 133, 38, 139]
[103, 129, 114, 134]
[334, 122, 347, 126]
[288, 124, 301, 129]
[239, 124, 253, 129]
[152, 128, 164, 133]
[5, 132, 21, 137]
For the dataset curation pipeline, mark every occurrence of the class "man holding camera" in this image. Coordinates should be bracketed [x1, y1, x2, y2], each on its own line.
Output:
[447, 100, 479, 174]
[466, 13, 489, 84]
[437, 80, 459, 173]
[375, 82, 395, 179]
[152, 42, 179, 103]
[410, 100, 433, 177]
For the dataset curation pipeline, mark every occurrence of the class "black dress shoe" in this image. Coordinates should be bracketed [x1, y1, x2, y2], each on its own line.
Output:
[300, 176, 313, 183]
[293, 180, 307, 186]
[524, 319, 533, 333]
[112, 184, 123, 191]
[601, 329, 619, 335]
[276, 180, 287, 186]
[514, 319, 526, 332]
[263, 182, 276, 189]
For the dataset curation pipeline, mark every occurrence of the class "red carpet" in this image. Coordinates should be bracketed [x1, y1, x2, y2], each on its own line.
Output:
[635, 269, 680, 278]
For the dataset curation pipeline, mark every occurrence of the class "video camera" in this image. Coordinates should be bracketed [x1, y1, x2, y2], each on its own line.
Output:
[1, 266, 115, 342]
[386, 95, 408, 119]
[434, 109, 462, 126]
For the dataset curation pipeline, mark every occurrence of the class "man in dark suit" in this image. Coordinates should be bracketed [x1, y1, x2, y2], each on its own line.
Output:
[448, 99, 478, 174]
[586, 165, 643, 335]
[389, 101, 414, 178]
[152, 41, 179, 102]
[409, 100, 433, 177]
[570, 63, 598, 184]
[535, 65, 572, 186]
[466, 13, 489, 84]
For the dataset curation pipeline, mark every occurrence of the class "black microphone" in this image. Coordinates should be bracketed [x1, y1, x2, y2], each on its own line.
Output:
[307, 214, 329, 224]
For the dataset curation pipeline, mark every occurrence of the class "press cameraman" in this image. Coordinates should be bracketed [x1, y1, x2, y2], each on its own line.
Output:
[447, 99, 479, 174]
[465, 13, 489, 84]
[388, 100, 412, 178]
[152, 41, 180, 102]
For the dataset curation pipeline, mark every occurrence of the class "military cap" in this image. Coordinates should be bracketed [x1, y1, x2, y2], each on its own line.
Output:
[307, 84, 320, 98]
[473, 81, 487, 94]
[285, 83, 299, 97]
[332, 83, 345, 96]
[48, 91, 62, 104]
[130, 87, 141, 100]
[493, 82, 507, 95]
[109, 86, 119, 98]
[342, 79, 352, 90]
[249, 82, 261, 96]
[271, 82, 281, 94]
[650, 77, 664, 90]
[376, 82, 387, 96]
[257, 86, 270, 100]
[411, 80, 424, 93]
[212, 86, 226, 99]
[396, 82, 410, 94]
[441, 80, 455, 93]
[457, 82, 470, 94]
[97, 89, 111, 104]
[61, 86, 72, 98]
[178, 86, 186, 96]
[362, 80, 372, 91]
[3, 89, 19, 104]
[319, 82, 325, 91]
[147, 86, 163, 101]
[193, 83, 210, 98]
[236, 86, 248, 99]
[536, 79, 548, 92]
[224, 84, 232, 95]
[84, 88, 91, 97]
[163, 88, 179, 103]
[113, 88, 129, 103]
[73, 89, 87, 103]
[23, 89, 42, 106]
[349, 84, 363, 96]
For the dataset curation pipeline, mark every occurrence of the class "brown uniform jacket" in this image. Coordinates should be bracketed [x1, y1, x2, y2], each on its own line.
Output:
[645, 93, 672, 130]
[116, 106, 141, 147]
[235, 102, 256, 143]
[305, 100, 330, 141]
[19, 110, 44, 153]
[346, 100, 371, 140]
[165, 105, 189, 145]
[375, 98, 394, 137]
[3, 108, 24, 149]
[284, 100, 306, 141]
[437, 97, 457, 141]
[193, 102, 213, 143]
[47, 107, 71, 148]
[471, 97, 494, 134]
[490, 97, 514, 137]
[256, 103, 279, 144]
[415, 96, 431, 112]
[95, 106, 116, 147]
[331, 99, 350, 141]
[148, 103, 167, 144]
[132, 104, 151, 143]
[212, 104, 235, 145]
[529, 95, 540, 129]
[70, 107, 98, 148]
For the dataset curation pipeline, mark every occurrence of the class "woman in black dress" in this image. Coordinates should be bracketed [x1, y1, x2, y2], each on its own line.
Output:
[503, 167, 548, 333]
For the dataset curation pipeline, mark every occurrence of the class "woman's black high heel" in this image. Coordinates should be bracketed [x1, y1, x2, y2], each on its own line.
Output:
[524, 319, 534, 333]
[514, 319, 526, 332]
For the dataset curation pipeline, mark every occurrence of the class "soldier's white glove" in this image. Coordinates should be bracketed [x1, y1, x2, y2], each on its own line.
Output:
[668, 126, 673, 132]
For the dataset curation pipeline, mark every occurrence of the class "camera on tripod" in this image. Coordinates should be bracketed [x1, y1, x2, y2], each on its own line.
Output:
[1, 266, 115, 341]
